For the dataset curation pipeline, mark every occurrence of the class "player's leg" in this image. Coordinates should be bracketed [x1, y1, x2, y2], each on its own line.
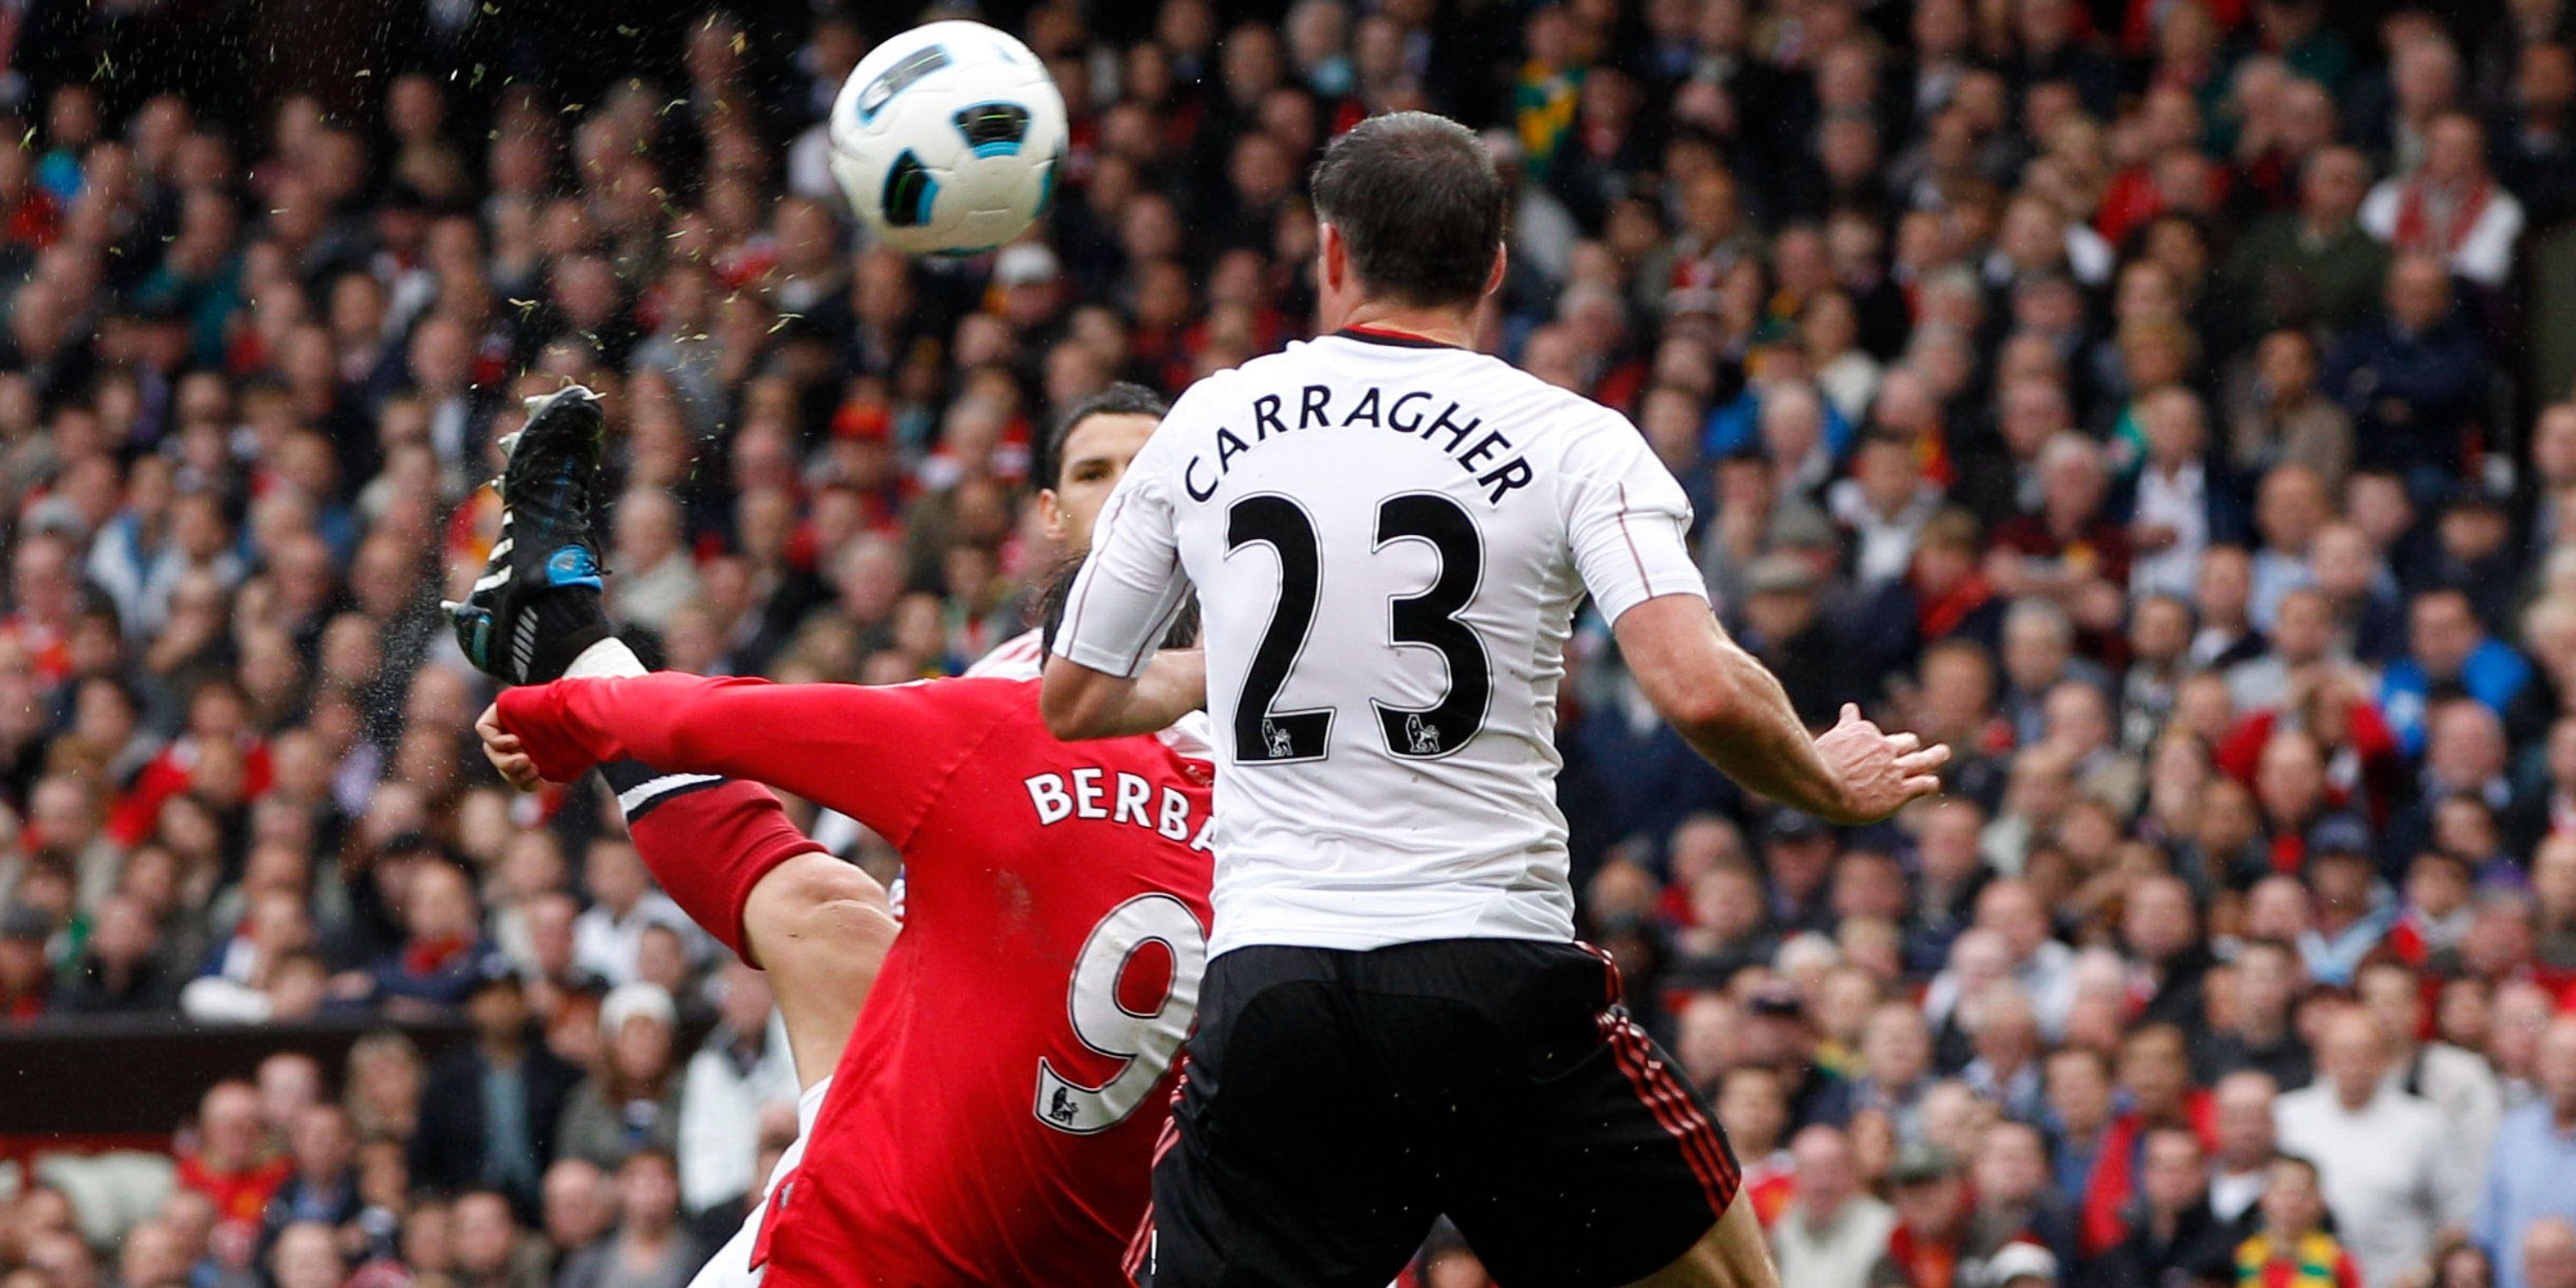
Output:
[1618, 1193, 1778, 1288]
[1130, 946, 1436, 1288]
[1404, 940, 1749, 1288]
[599, 711, 897, 1086]
[443, 386, 895, 1088]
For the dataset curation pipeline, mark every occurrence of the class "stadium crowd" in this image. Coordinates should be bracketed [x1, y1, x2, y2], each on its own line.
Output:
[0, 0, 2574, 1284]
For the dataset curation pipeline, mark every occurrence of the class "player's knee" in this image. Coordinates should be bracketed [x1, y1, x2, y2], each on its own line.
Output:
[761, 853, 900, 957]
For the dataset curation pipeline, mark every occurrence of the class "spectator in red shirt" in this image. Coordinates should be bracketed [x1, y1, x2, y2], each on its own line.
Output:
[176, 1080, 295, 1236]
[2081, 1024, 2217, 1255]
[1990, 434, 2134, 648]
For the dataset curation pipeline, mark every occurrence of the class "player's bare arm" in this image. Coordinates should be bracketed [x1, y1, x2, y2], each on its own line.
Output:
[1040, 649, 1206, 741]
[1614, 594, 1948, 825]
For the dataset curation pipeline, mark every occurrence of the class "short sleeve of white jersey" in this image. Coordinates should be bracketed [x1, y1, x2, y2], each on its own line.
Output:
[1054, 403, 1196, 679]
[1555, 413, 1704, 625]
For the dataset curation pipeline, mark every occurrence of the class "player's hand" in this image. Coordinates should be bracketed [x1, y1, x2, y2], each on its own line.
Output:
[476, 702, 548, 792]
[1814, 702, 1949, 823]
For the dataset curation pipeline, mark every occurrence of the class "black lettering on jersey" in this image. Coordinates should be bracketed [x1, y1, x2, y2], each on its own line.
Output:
[1388, 391, 1431, 434]
[1425, 402, 1478, 452]
[1299, 385, 1332, 428]
[1343, 386, 1382, 428]
[1176, 385, 1534, 507]
[1479, 458, 1534, 502]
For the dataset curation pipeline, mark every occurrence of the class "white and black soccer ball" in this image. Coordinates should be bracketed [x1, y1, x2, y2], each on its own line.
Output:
[828, 20, 1068, 257]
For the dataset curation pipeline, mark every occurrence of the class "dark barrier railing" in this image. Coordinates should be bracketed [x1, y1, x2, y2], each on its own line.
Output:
[0, 1016, 475, 1138]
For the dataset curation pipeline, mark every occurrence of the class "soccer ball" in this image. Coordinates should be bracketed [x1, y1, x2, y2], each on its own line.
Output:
[828, 21, 1069, 257]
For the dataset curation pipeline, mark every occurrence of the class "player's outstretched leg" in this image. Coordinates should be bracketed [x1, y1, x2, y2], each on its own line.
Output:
[1619, 1194, 1779, 1288]
[447, 386, 895, 1086]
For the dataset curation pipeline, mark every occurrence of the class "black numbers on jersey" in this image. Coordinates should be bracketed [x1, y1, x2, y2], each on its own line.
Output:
[1225, 495, 1334, 762]
[1372, 494, 1492, 758]
[1224, 492, 1494, 764]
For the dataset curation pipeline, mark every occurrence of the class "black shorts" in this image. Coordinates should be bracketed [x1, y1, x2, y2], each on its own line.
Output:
[1126, 939, 1739, 1288]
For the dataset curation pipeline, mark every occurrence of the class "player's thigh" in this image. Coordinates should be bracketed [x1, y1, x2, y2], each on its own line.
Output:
[741, 852, 899, 1086]
[1617, 1190, 1779, 1288]
[1435, 943, 1740, 1288]
[1139, 947, 1432, 1288]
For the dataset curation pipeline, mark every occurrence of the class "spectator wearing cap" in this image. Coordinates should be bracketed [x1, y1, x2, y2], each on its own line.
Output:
[413, 959, 580, 1214]
[1989, 1242, 2060, 1288]
[1868, 1140, 2018, 1288]
[2275, 1008, 2474, 1288]
[1763, 810, 1842, 933]
[1735, 552, 1850, 728]
[1742, 982, 1856, 1131]
[2479, 1019, 2576, 1288]
[556, 981, 684, 1172]
[1777, 1125, 1898, 1288]
[2297, 818, 2395, 987]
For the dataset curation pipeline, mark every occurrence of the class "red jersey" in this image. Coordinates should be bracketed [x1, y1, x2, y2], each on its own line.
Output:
[496, 673, 1215, 1287]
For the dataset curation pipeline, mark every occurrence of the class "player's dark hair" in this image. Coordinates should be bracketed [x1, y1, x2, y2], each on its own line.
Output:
[1036, 556, 1199, 659]
[1045, 382, 1169, 489]
[1309, 112, 1508, 309]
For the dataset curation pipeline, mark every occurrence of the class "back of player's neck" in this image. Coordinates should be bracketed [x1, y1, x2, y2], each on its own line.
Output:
[1333, 301, 1475, 349]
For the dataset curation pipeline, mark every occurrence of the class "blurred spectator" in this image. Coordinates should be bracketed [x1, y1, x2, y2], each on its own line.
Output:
[555, 981, 683, 1171]
[554, 1149, 697, 1288]
[2275, 1008, 2475, 1288]
[676, 962, 796, 1225]
[1777, 1125, 1898, 1288]
[413, 964, 580, 1212]
[2237, 1155, 2365, 1288]
[2482, 1019, 2576, 1288]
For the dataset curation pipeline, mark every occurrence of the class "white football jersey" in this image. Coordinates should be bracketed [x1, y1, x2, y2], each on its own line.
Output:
[1058, 330, 1704, 955]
